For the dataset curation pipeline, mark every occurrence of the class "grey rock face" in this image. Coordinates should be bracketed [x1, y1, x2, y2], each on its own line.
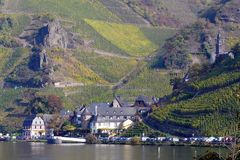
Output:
[35, 20, 77, 49]
[20, 16, 79, 49]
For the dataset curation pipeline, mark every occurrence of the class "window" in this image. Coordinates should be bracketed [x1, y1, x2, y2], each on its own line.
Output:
[110, 116, 113, 119]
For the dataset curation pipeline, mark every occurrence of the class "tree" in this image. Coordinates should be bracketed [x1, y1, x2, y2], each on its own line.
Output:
[231, 43, 240, 58]
[130, 136, 141, 145]
[62, 124, 76, 132]
[198, 152, 223, 160]
[85, 134, 100, 144]
[47, 95, 63, 114]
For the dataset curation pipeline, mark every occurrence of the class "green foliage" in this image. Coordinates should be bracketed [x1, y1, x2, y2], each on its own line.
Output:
[116, 68, 172, 102]
[72, 20, 127, 55]
[130, 136, 141, 145]
[74, 50, 138, 83]
[100, 0, 147, 25]
[5, 0, 120, 22]
[151, 81, 240, 136]
[198, 152, 223, 160]
[62, 124, 76, 132]
[190, 71, 240, 90]
[63, 85, 114, 108]
[0, 14, 30, 47]
[122, 122, 162, 137]
[24, 94, 63, 114]
[140, 26, 177, 48]
[161, 20, 215, 69]
[0, 88, 24, 109]
[120, 0, 197, 27]
[232, 43, 240, 58]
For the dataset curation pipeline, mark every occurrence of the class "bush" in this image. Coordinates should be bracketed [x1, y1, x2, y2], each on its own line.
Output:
[85, 134, 100, 144]
[198, 152, 223, 160]
[130, 136, 141, 145]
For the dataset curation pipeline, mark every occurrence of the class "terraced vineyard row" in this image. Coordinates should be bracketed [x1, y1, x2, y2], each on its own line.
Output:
[100, 0, 149, 25]
[151, 83, 240, 136]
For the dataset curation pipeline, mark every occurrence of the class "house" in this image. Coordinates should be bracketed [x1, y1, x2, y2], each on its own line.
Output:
[90, 106, 137, 134]
[73, 103, 109, 126]
[23, 115, 46, 139]
[73, 102, 137, 134]
[131, 95, 152, 114]
[132, 95, 153, 108]
[72, 95, 155, 134]
[110, 95, 128, 108]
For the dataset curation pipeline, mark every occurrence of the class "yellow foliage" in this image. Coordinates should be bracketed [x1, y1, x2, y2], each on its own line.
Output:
[85, 19, 158, 57]
[227, 36, 240, 49]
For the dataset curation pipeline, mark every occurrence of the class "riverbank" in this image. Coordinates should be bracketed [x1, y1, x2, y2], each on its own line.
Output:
[0, 139, 228, 149]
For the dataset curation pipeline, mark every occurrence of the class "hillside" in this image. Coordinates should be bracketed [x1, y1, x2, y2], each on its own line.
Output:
[0, 0, 178, 132]
[149, 49, 240, 137]
[0, 0, 239, 133]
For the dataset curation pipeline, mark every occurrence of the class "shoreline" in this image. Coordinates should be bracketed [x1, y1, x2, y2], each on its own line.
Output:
[0, 140, 228, 148]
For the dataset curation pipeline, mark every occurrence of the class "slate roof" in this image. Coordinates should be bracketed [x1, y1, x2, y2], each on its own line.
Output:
[111, 95, 129, 107]
[136, 95, 150, 102]
[23, 115, 36, 127]
[76, 103, 137, 117]
[96, 107, 136, 116]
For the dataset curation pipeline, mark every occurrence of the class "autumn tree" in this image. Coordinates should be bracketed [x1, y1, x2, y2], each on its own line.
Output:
[47, 95, 63, 114]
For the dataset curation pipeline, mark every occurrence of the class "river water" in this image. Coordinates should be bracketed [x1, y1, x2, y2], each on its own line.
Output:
[0, 142, 228, 160]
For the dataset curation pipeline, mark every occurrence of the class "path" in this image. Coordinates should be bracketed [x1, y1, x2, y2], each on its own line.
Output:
[93, 49, 139, 60]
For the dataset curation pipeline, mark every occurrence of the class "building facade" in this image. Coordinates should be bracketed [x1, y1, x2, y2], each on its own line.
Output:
[73, 96, 152, 135]
[23, 116, 46, 139]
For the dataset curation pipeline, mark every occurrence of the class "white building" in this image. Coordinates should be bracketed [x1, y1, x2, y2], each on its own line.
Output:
[23, 116, 46, 139]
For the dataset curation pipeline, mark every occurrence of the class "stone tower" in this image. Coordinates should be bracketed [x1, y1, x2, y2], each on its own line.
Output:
[215, 31, 225, 56]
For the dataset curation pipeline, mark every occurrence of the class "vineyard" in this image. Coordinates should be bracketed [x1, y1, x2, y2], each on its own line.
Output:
[48, 49, 107, 85]
[84, 19, 158, 56]
[150, 56, 240, 136]
[74, 50, 138, 83]
[116, 67, 172, 101]
[151, 83, 240, 136]
[190, 71, 240, 90]
[4, 0, 120, 22]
